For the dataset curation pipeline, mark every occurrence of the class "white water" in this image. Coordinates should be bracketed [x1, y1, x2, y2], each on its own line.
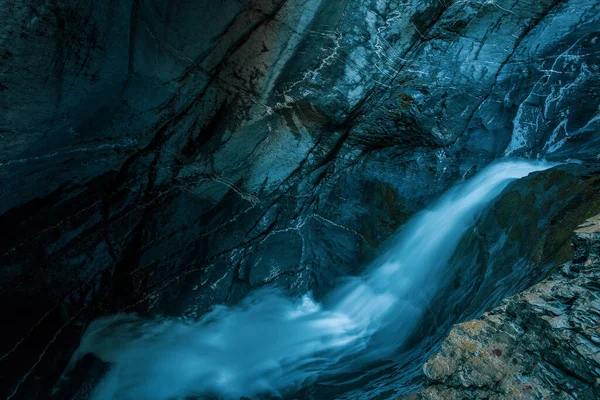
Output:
[66, 159, 554, 399]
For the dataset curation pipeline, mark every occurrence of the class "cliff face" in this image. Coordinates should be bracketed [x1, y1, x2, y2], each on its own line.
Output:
[413, 214, 600, 399]
[1, 0, 600, 398]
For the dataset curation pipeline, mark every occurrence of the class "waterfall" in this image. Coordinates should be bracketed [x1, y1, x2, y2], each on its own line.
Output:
[64, 159, 554, 400]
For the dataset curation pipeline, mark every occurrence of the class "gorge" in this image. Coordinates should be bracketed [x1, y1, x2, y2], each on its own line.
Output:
[64, 160, 554, 400]
[1, 0, 600, 399]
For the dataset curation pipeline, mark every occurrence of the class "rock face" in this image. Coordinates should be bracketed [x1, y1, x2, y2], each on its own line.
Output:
[414, 214, 600, 399]
[413, 163, 600, 345]
[1, 0, 600, 398]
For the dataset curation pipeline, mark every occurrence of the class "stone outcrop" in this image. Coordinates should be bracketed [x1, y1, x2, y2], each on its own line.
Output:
[413, 214, 600, 399]
[412, 163, 600, 348]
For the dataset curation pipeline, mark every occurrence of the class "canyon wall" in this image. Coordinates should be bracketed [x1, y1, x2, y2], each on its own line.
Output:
[1, 0, 600, 397]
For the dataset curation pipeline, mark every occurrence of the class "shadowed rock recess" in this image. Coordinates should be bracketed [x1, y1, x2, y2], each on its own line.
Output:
[1, 0, 600, 398]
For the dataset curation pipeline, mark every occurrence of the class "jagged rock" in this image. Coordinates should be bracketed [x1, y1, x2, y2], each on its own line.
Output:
[412, 215, 600, 399]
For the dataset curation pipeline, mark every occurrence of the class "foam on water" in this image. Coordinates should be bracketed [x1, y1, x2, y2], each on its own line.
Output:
[65, 159, 555, 399]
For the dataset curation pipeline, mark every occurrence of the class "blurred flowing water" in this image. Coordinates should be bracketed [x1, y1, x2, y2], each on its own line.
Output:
[64, 159, 554, 399]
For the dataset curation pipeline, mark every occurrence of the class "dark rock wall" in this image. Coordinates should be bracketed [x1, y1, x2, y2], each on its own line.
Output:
[447, 164, 600, 315]
[1, 0, 600, 397]
[403, 163, 600, 371]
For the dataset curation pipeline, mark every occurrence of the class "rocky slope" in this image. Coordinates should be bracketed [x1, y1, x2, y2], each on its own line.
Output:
[412, 214, 600, 399]
[1, 0, 600, 398]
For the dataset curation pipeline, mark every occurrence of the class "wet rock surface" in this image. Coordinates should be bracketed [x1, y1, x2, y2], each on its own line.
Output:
[414, 163, 600, 343]
[1, 0, 600, 398]
[412, 214, 600, 399]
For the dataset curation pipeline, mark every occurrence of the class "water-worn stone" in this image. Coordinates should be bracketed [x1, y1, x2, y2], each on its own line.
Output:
[412, 214, 600, 399]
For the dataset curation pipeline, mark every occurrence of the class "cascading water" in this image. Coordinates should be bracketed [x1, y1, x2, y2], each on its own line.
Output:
[64, 159, 555, 400]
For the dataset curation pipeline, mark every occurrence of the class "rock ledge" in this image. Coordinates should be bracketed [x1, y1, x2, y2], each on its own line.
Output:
[413, 214, 600, 399]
